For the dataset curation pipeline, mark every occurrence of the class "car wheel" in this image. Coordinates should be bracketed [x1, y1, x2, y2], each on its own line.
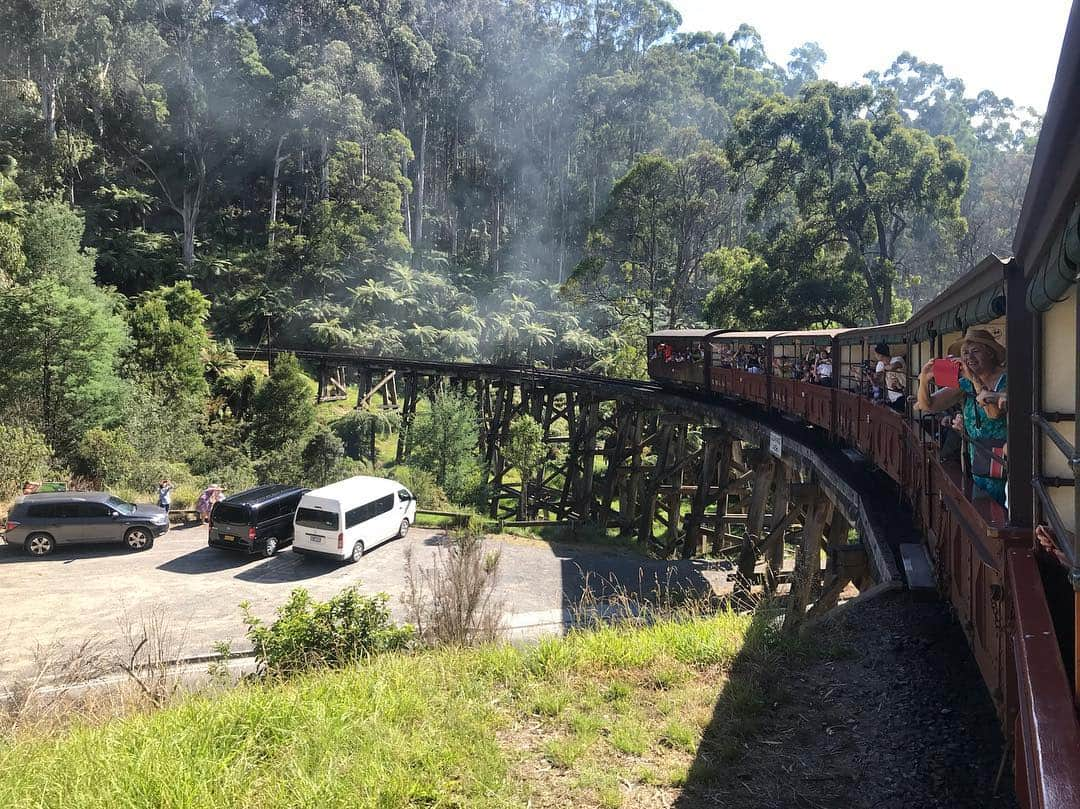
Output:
[397, 518, 410, 539]
[349, 541, 364, 563]
[124, 527, 154, 551]
[262, 537, 278, 558]
[24, 532, 54, 557]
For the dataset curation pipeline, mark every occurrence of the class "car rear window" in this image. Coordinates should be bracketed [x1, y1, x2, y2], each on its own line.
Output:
[296, 507, 339, 531]
[212, 503, 250, 524]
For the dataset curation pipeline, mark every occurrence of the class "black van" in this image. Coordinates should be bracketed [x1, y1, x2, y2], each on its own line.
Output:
[208, 484, 308, 557]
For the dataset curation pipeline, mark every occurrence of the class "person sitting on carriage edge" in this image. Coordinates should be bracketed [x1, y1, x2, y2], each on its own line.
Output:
[914, 327, 1008, 505]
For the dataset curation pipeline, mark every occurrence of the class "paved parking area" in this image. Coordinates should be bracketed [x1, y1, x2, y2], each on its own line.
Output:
[0, 525, 728, 679]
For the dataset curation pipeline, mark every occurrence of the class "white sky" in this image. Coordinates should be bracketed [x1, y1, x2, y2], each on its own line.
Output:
[671, 0, 1074, 112]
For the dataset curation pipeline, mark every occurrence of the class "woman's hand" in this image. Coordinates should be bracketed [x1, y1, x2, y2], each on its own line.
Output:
[1035, 524, 1069, 567]
[976, 390, 1007, 417]
[951, 412, 964, 434]
[919, 359, 935, 381]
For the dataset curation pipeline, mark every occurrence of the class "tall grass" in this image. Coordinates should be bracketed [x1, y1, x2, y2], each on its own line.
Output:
[0, 612, 759, 809]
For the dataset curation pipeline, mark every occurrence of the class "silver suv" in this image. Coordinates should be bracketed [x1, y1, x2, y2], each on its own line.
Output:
[3, 492, 170, 557]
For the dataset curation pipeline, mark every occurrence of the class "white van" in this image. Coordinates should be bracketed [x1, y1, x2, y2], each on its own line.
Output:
[291, 476, 416, 562]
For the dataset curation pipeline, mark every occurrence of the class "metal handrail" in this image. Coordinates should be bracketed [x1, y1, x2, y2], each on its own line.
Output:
[1032, 413, 1077, 464]
[1032, 477, 1078, 568]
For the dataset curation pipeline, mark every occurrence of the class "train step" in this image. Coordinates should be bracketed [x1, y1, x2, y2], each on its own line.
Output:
[898, 542, 937, 595]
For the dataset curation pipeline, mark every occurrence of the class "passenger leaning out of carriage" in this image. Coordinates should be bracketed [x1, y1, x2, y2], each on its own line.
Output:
[813, 350, 833, 385]
[915, 327, 1008, 505]
[873, 342, 907, 413]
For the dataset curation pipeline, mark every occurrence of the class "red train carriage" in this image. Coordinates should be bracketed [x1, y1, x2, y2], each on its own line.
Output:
[770, 330, 848, 429]
[707, 331, 780, 404]
[646, 329, 724, 391]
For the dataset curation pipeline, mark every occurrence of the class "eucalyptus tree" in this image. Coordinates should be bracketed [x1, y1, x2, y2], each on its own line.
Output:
[729, 81, 969, 323]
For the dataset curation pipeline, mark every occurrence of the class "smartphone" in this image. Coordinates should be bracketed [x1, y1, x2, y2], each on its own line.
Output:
[932, 357, 962, 389]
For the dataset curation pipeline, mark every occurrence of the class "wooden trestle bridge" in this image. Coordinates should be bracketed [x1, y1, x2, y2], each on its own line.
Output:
[243, 347, 906, 628]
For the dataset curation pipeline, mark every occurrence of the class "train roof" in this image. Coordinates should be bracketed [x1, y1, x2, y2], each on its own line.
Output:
[712, 331, 785, 342]
[647, 329, 726, 339]
[772, 329, 851, 344]
[1013, 1, 1080, 311]
[1014, 1, 1080, 281]
[906, 254, 1007, 339]
[836, 323, 908, 343]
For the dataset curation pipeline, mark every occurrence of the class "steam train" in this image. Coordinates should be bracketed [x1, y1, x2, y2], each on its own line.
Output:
[642, 6, 1080, 803]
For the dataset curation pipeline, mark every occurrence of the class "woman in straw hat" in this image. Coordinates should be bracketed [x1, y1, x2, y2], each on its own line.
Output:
[914, 327, 1008, 505]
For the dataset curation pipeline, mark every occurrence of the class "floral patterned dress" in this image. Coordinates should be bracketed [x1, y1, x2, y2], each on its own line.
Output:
[958, 373, 1008, 505]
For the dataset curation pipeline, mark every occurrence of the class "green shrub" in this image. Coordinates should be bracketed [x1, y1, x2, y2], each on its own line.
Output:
[242, 587, 414, 676]
[301, 427, 344, 487]
[76, 427, 136, 487]
[0, 424, 52, 500]
[200, 461, 258, 495]
[407, 391, 482, 506]
[248, 354, 316, 455]
[374, 464, 448, 510]
[253, 439, 304, 486]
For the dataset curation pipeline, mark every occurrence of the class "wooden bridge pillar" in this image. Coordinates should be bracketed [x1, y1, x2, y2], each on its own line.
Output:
[682, 427, 729, 558]
[396, 374, 419, 462]
[734, 448, 777, 601]
[785, 490, 831, 632]
[764, 463, 791, 594]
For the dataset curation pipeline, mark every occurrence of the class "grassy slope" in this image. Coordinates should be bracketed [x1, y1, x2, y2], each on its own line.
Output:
[0, 612, 808, 809]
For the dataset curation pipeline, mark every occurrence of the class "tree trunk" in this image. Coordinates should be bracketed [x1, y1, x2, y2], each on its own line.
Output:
[268, 134, 286, 245]
[39, 14, 56, 143]
[182, 207, 196, 268]
[413, 113, 427, 246]
[490, 191, 501, 276]
[319, 134, 329, 201]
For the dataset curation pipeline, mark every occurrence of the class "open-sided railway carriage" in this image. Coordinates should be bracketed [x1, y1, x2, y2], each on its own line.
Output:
[646, 5, 1080, 798]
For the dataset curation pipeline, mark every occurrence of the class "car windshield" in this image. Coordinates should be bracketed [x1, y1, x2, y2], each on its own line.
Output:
[106, 496, 136, 515]
[295, 507, 339, 531]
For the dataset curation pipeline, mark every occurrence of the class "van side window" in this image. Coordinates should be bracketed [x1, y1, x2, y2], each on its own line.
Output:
[344, 494, 395, 528]
[345, 504, 368, 528]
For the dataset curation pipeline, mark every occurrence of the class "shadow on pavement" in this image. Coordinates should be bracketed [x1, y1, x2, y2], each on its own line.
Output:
[557, 551, 730, 610]
[233, 551, 341, 583]
[157, 546, 255, 574]
[0, 542, 136, 564]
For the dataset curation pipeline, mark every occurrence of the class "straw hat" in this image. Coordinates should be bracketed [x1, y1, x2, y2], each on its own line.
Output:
[947, 327, 1006, 365]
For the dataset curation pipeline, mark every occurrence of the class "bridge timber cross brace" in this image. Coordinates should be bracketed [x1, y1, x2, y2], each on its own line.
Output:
[307, 354, 888, 616]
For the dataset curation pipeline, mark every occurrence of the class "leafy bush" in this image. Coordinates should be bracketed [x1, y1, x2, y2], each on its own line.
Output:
[252, 438, 306, 486]
[242, 587, 414, 676]
[248, 354, 316, 455]
[407, 391, 482, 506]
[331, 410, 399, 461]
[200, 462, 258, 495]
[76, 428, 137, 487]
[0, 424, 52, 500]
[374, 464, 448, 510]
[301, 427, 344, 487]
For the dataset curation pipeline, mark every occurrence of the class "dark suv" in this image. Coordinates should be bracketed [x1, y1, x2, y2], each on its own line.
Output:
[3, 492, 169, 557]
[208, 484, 307, 558]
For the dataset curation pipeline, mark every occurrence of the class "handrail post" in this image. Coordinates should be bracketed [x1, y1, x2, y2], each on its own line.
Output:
[1005, 258, 1033, 527]
[1073, 279, 1080, 706]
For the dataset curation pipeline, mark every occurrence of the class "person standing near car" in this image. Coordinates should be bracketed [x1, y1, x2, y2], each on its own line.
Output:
[157, 478, 173, 517]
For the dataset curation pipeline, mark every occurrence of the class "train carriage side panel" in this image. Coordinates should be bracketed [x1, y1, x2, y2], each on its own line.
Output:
[1039, 286, 1076, 531]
